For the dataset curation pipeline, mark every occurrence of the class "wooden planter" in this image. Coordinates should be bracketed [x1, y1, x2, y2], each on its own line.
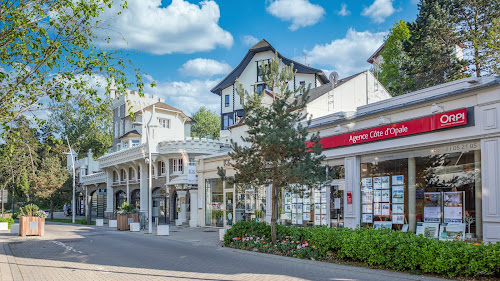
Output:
[117, 213, 139, 231]
[19, 216, 45, 237]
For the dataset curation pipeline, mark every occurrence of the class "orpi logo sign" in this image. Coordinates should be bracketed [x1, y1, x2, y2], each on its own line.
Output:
[440, 111, 466, 125]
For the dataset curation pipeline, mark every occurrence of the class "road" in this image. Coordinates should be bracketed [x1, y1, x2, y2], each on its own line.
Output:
[1, 223, 447, 281]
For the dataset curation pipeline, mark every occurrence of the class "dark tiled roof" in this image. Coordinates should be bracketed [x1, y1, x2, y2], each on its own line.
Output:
[211, 39, 329, 95]
[118, 130, 141, 140]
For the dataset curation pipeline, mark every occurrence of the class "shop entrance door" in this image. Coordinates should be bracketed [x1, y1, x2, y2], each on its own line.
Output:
[330, 180, 345, 227]
[224, 191, 234, 227]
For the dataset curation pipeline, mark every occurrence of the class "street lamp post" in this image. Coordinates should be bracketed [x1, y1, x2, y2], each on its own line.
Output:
[64, 137, 76, 224]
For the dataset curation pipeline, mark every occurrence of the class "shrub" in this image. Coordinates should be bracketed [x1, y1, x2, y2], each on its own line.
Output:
[0, 217, 14, 229]
[19, 204, 46, 217]
[117, 202, 138, 215]
[224, 221, 500, 278]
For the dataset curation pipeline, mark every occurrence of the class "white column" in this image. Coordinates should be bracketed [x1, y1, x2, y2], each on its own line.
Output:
[139, 162, 148, 214]
[265, 185, 272, 224]
[189, 190, 198, 227]
[126, 168, 130, 204]
[344, 157, 360, 229]
[481, 138, 500, 242]
[105, 170, 114, 217]
[474, 150, 482, 239]
[176, 190, 187, 225]
[408, 157, 417, 233]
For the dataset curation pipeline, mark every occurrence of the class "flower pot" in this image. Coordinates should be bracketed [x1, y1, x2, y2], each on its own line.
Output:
[117, 214, 139, 231]
[19, 216, 45, 237]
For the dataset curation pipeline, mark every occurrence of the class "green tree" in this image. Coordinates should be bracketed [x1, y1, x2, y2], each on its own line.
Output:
[408, 0, 466, 91]
[219, 54, 327, 244]
[452, 0, 500, 76]
[379, 20, 413, 95]
[190, 107, 221, 140]
[48, 96, 112, 159]
[33, 156, 69, 219]
[0, 0, 149, 129]
[486, 19, 500, 74]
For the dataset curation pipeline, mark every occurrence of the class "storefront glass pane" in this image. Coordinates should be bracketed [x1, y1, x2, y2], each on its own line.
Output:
[235, 185, 266, 223]
[205, 178, 223, 227]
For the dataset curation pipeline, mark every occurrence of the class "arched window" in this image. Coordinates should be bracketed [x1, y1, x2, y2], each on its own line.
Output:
[113, 171, 118, 183]
[129, 167, 135, 180]
[137, 166, 140, 179]
[115, 191, 127, 210]
[131, 189, 140, 209]
[121, 169, 126, 181]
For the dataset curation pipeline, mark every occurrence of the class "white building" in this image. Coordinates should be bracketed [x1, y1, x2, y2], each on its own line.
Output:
[75, 87, 228, 227]
[196, 39, 390, 227]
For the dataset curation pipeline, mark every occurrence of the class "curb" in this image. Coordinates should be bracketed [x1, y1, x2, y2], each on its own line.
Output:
[1, 242, 22, 281]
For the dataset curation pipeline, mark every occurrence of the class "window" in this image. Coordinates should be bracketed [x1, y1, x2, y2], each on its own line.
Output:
[299, 81, 306, 93]
[113, 171, 118, 183]
[129, 167, 134, 180]
[223, 114, 234, 130]
[121, 169, 126, 181]
[132, 140, 140, 147]
[137, 166, 140, 179]
[225, 95, 230, 107]
[158, 118, 170, 128]
[256, 83, 268, 95]
[159, 161, 166, 175]
[122, 141, 129, 149]
[257, 59, 270, 82]
[173, 159, 183, 173]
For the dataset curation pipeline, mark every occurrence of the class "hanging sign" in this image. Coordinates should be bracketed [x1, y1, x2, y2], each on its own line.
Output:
[318, 108, 469, 150]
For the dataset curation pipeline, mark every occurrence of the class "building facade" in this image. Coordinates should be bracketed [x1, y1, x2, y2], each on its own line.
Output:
[196, 39, 391, 228]
[75, 89, 227, 227]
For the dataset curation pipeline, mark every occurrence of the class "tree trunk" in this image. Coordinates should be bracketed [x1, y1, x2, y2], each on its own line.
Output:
[475, 47, 481, 77]
[50, 197, 54, 220]
[271, 181, 277, 245]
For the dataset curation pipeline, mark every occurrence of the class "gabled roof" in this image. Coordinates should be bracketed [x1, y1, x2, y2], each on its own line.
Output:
[367, 43, 385, 64]
[134, 102, 193, 122]
[118, 130, 141, 140]
[211, 39, 330, 96]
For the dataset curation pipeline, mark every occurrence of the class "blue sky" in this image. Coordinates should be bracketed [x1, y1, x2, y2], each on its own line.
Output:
[96, 0, 420, 115]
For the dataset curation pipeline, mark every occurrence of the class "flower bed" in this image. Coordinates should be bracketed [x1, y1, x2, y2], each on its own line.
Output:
[224, 221, 500, 278]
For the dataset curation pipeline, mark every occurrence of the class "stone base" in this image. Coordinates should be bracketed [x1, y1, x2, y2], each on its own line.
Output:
[157, 225, 169, 236]
[96, 219, 104, 227]
[109, 220, 117, 228]
[189, 220, 197, 228]
[130, 222, 140, 232]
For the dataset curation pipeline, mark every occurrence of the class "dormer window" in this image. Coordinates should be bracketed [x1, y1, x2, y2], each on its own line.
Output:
[132, 140, 140, 147]
[158, 118, 170, 128]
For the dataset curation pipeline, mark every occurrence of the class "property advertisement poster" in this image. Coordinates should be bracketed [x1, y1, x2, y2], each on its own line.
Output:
[314, 214, 321, 225]
[303, 213, 310, 221]
[392, 186, 405, 204]
[373, 221, 392, 230]
[362, 204, 373, 214]
[362, 189, 373, 204]
[362, 214, 373, 223]
[374, 190, 382, 202]
[392, 215, 404, 224]
[381, 190, 390, 202]
[443, 192, 463, 223]
[424, 192, 442, 222]
[392, 175, 404, 185]
[285, 192, 291, 205]
[373, 203, 382, 215]
[416, 223, 440, 239]
[362, 177, 372, 187]
[439, 223, 466, 241]
[373, 177, 382, 189]
[381, 176, 390, 189]
[381, 203, 390, 216]
[393, 204, 404, 214]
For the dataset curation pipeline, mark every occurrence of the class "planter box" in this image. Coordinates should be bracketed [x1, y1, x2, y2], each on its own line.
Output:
[109, 220, 117, 228]
[19, 216, 45, 237]
[0, 222, 8, 231]
[117, 214, 139, 231]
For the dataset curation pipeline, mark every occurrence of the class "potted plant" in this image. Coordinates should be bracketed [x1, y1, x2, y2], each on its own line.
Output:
[116, 202, 139, 231]
[19, 204, 47, 237]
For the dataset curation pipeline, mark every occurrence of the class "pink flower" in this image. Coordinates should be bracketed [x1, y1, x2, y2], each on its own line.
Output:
[297, 245, 301, 249]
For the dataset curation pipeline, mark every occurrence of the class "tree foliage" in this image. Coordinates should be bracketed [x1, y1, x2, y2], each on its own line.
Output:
[452, 0, 500, 76]
[219, 53, 327, 244]
[0, 0, 149, 128]
[190, 107, 221, 140]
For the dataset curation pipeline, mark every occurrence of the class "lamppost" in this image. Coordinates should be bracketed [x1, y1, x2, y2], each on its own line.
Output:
[133, 105, 159, 234]
[63, 137, 76, 224]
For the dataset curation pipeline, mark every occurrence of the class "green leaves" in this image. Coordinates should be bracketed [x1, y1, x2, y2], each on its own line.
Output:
[190, 107, 221, 139]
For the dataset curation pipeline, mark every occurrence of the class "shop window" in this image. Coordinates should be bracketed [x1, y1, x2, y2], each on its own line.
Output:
[205, 178, 223, 227]
[360, 144, 481, 239]
[235, 185, 266, 224]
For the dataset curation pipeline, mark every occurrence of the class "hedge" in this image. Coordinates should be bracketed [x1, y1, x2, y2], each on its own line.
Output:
[224, 221, 500, 278]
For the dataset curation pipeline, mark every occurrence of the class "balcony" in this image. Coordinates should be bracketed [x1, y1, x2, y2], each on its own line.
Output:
[158, 138, 222, 155]
[80, 172, 106, 186]
[99, 144, 147, 168]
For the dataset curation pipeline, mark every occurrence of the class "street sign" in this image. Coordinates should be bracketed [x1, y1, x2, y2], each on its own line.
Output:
[0, 190, 8, 203]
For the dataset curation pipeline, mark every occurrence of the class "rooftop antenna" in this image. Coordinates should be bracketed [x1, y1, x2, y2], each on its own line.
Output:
[302, 51, 307, 65]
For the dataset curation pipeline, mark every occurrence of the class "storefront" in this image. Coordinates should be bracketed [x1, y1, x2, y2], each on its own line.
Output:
[309, 76, 500, 242]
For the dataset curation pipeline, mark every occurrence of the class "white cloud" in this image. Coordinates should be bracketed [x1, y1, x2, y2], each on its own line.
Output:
[179, 58, 232, 78]
[241, 35, 259, 46]
[266, 0, 325, 31]
[97, 0, 233, 55]
[144, 78, 219, 115]
[299, 28, 387, 77]
[338, 3, 351, 16]
[361, 0, 396, 23]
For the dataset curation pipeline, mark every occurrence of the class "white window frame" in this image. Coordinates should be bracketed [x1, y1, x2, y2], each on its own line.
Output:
[159, 161, 166, 175]
[131, 139, 140, 147]
[158, 118, 170, 129]
[173, 159, 183, 173]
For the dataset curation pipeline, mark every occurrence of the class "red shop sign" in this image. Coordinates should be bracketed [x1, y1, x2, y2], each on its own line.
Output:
[320, 108, 468, 150]
[346, 191, 352, 204]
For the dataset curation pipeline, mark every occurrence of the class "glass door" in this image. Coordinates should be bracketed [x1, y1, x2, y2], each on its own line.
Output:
[225, 191, 234, 227]
[330, 181, 345, 227]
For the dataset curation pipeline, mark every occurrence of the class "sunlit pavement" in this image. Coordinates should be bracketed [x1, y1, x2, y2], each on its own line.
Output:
[0, 223, 447, 281]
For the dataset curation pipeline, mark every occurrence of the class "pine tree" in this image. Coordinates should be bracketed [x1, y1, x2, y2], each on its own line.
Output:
[452, 0, 500, 76]
[408, 0, 466, 90]
[218, 53, 327, 244]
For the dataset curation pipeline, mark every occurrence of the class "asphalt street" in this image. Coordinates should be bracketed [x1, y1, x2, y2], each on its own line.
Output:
[0, 223, 448, 281]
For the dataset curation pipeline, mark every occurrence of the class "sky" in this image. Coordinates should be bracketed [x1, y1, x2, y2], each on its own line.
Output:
[93, 0, 421, 116]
